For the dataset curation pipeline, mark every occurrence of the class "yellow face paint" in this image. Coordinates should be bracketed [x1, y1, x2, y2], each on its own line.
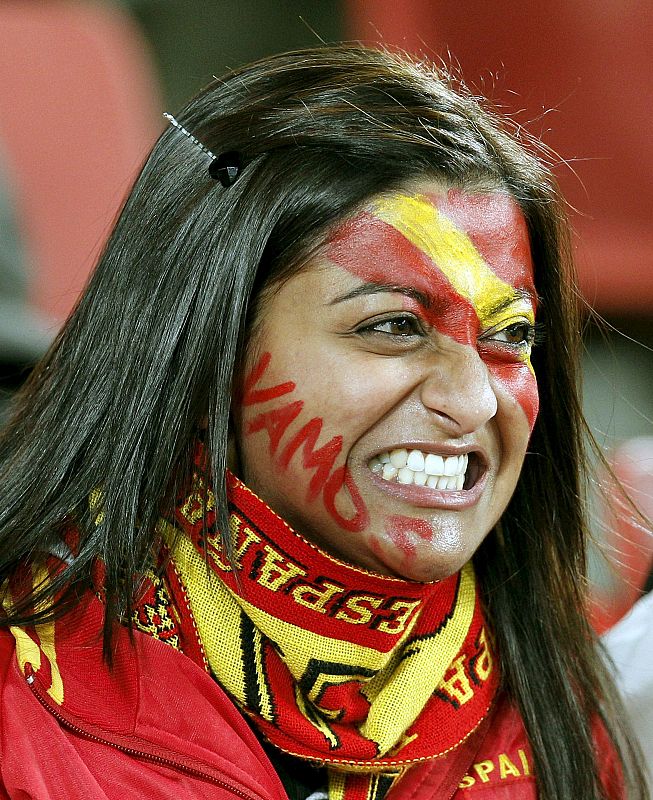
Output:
[372, 193, 534, 323]
[326, 188, 539, 428]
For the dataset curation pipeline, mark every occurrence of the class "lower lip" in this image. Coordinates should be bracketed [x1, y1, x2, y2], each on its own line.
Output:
[367, 469, 488, 509]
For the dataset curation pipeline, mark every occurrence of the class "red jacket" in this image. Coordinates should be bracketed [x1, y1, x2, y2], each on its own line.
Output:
[0, 588, 615, 799]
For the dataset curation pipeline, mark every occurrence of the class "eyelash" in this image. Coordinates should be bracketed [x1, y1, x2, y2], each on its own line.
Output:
[480, 321, 546, 350]
[355, 314, 546, 351]
[355, 314, 425, 339]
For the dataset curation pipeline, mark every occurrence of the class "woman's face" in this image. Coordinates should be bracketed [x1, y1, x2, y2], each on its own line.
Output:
[233, 182, 538, 582]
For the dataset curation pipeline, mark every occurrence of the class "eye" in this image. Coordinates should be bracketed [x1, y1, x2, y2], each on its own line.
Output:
[480, 320, 536, 350]
[493, 322, 535, 346]
[356, 314, 424, 338]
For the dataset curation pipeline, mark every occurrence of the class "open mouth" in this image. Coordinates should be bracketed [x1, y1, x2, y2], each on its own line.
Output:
[368, 448, 481, 491]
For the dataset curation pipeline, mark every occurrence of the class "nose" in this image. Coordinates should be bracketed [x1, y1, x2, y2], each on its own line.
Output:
[419, 342, 497, 434]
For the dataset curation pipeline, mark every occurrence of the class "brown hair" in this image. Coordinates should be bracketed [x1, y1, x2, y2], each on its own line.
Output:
[0, 45, 646, 799]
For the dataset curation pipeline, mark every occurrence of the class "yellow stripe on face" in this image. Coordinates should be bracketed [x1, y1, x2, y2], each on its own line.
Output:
[371, 193, 535, 329]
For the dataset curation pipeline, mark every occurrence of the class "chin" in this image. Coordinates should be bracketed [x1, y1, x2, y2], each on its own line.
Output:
[376, 536, 474, 583]
[401, 556, 468, 583]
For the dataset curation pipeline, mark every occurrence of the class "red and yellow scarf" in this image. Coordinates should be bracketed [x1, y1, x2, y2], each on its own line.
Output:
[141, 470, 498, 800]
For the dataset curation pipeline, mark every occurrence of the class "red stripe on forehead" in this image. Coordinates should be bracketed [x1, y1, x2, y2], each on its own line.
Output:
[326, 206, 539, 432]
[429, 190, 535, 290]
[326, 211, 479, 346]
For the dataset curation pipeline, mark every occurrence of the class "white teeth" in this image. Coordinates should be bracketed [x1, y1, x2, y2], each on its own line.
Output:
[371, 448, 471, 491]
[382, 463, 398, 481]
[397, 467, 414, 484]
[406, 450, 425, 471]
[389, 448, 408, 468]
[369, 457, 383, 474]
[443, 457, 458, 476]
[413, 471, 428, 486]
[424, 453, 444, 475]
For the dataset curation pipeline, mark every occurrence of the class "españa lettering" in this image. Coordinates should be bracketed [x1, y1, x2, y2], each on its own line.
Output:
[179, 480, 425, 636]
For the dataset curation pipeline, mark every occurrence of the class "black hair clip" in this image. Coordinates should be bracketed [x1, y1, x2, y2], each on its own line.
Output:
[163, 112, 242, 187]
[208, 151, 242, 187]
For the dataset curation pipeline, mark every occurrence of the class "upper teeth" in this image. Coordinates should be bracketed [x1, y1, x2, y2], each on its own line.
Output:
[369, 449, 468, 490]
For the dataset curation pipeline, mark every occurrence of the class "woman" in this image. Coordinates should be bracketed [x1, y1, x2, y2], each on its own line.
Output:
[0, 46, 646, 799]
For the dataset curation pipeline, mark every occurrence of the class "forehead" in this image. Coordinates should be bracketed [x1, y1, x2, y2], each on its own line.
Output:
[326, 187, 535, 319]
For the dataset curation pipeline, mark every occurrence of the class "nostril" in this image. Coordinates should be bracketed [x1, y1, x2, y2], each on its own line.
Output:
[420, 360, 497, 433]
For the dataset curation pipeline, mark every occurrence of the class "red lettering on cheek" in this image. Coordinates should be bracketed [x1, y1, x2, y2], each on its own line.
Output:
[370, 536, 384, 560]
[242, 352, 370, 532]
[242, 352, 296, 406]
[323, 466, 370, 533]
[279, 418, 343, 502]
[247, 401, 304, 455]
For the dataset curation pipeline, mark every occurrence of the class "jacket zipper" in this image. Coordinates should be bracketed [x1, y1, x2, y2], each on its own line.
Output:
[25, 672, 262, 800]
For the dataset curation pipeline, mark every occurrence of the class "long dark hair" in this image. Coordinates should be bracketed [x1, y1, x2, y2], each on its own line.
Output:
[0, 45, 646, 799]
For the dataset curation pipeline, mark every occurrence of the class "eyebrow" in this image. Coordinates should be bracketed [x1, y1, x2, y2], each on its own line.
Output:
[329, 282, 537, 313]
[329, 282, 432, 309]
[485, 287, 538, 316]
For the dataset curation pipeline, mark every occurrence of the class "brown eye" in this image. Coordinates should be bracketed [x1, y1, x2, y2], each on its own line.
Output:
[361, 315, 423, 337]
[503, 323, 532, 344]
[484, 321, 535, 348]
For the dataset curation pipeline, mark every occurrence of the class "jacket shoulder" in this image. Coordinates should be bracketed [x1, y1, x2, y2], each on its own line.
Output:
[0, 600, 285, 800]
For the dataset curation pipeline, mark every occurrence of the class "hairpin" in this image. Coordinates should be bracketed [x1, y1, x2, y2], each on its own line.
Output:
[163, 112, 242, 187]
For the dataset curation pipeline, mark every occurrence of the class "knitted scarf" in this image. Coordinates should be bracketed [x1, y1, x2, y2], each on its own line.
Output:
[147, 470, 499, 800]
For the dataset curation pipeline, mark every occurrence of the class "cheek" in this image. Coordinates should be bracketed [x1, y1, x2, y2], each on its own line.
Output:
[489, 363, 539, 432]
[237, 350, 373, 533]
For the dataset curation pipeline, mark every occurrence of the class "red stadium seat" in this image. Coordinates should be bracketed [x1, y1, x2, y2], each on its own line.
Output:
[0, 1, 162, 324]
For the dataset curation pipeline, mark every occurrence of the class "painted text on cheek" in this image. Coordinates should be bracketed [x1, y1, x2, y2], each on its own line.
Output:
[242, 352, 370, 533]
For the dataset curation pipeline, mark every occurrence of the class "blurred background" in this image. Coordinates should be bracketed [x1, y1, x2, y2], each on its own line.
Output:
[0, 0, 651, 627]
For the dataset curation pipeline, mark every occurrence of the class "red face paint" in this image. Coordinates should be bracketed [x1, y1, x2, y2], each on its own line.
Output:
[234, 188, 540, 583]
[430, 190, 533, 290]
[385, 521, 418, 559]
[241, 351, 296, 406]
[323, 465, 370, 533]
[327, 191, 539, 430]
[387, 515, 434, 542]
[247, 400, 304, 456]
[241, 352, 369, 532]
[328, 213, 479, 346]
[279, 418, 343, 502]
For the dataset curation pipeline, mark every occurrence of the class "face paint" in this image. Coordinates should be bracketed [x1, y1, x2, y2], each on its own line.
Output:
[327, 190, 539, 429]
[387, 515, 434, 542]
[235, 184, 538, 582]
[241, 351, 296, 406]
[241, 352, 369, 532]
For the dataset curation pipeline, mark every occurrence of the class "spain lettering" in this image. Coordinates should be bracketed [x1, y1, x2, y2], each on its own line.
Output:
[458, 748, 532, 788]
[208, 512, 422, 634]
